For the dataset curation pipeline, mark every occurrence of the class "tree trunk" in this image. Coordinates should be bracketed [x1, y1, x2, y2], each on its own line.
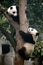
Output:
[19, 0, 29, 33]
[16, 0, 29, 52]
[14, 0, 29, 65]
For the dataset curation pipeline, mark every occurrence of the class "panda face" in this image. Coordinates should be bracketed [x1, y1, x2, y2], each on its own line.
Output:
[7, 5, 19, 24]
[28, 27, 39, 42]
[28, 27, 39, 36]
[7, 5, 17, 16]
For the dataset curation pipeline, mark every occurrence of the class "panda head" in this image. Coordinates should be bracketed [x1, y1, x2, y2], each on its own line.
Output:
[7, 5, 18, 16]
[18, 27, 39, 60]
[7, 5, 19, 24]
[28, 27, 39, 42]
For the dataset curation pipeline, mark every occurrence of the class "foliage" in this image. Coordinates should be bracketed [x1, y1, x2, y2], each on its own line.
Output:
[0, 0, 18, 7]
[27, 0, 43, 32]
[0, 14, 7, 24]
[32, 41, 43, 57]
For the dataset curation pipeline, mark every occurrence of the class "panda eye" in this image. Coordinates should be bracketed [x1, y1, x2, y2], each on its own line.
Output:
[29, 29, 30, 31]
[13, 12, 15, 14]
[31, 29, 33, 31]
[10, 7, 13, 9]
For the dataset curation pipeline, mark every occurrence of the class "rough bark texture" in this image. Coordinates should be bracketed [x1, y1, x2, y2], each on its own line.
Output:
[14, 0, 29, 65]
[19, 0, 29, 33]
[14, 53, 24, 65]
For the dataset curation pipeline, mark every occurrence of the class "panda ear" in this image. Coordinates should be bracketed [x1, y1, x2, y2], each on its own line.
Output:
[16, 6, 19, 14]
[16, 6, 19, 10]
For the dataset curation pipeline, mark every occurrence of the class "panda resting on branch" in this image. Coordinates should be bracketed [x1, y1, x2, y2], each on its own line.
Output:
[7, 5, 27, 24]
[18, 27, 39, 60]
[7, 5, 19, 24]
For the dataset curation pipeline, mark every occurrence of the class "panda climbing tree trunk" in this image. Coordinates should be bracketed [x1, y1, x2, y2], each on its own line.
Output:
[16, 0, 29, 53]
[15, 0, 29, 65]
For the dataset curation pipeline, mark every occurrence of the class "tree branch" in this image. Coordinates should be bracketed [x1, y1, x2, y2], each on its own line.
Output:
[0, 4, 19, 30]
[19, 0, 29, 33]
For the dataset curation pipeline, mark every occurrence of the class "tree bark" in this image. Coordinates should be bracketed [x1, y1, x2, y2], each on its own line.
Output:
[16, 0, 29, 51]
[16, 0, 29, 52]
[19, 0, 29, 33]
[14, 0, 29, 65]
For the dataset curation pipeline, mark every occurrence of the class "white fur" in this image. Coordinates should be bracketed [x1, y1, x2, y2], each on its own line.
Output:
[7, 5, 17, 16]
[28, 27, 38, 36]
[23, 43, 34, 54]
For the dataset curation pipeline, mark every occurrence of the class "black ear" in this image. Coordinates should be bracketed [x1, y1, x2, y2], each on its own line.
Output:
[2, 44, 10, 54]
[16, 6, 19, 15]
[25, 10, 28, 18]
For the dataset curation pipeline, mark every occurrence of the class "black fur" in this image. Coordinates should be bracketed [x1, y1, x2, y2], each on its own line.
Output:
[11, 6, 19, 24]
[2, 44, 10, 54]
[11, 15, 19, 24]
[18, 47, 30, 60]
[7, 6, 20, 24]
[19, 31, 35, 44]
[25, 9, 28, 18]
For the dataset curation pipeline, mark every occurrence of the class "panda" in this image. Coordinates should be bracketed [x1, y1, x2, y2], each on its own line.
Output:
[0, 39, 15, 65]
[7, 5, 27, 24]
[18, 27, 39, 60]
[7, 5, 19, 24]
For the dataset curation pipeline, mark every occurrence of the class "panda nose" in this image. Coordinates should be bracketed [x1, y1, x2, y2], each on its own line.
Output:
[13, 12, 15, 14]
[36, 33, 39, 36]
[6, 11, 8, 14]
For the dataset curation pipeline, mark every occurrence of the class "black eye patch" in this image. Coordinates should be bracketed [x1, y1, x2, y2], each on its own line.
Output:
[2, 44, 10, 54]
[31, 29, 33, 31]
[10, 7, 13, 9]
